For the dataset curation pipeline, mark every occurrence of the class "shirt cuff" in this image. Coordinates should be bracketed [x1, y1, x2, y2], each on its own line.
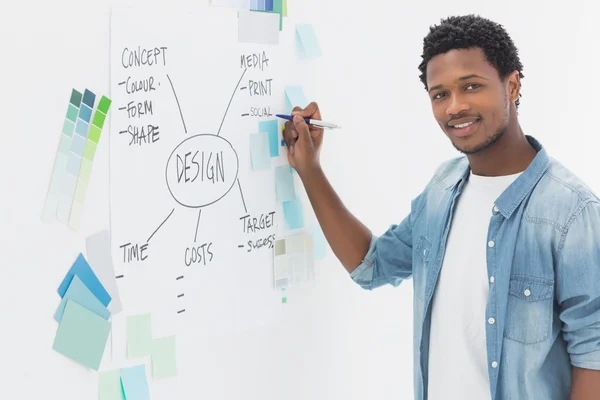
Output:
[349, 234, 378, 281]
[571, 349, 600, 370]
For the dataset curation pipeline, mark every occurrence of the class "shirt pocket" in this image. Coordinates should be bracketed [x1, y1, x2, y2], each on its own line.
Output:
[413, 234, 432, 301]
[504, 275, 554, 345]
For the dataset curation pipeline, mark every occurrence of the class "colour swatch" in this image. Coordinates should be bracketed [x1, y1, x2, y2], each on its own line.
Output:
[273, 233, 315, 289]
[42, 88, 111, 231]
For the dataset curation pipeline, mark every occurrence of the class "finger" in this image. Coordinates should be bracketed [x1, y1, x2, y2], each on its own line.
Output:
[293, 114, 312, 143]
[310, 127, 324, 139]
[282, 120, 297, 147]
[292, 102, 321, 120]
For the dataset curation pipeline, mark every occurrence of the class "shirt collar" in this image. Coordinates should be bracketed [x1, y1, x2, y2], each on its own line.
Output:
[444, 135, 550, 219]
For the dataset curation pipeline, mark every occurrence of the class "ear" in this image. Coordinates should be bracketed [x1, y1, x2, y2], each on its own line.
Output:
[507, 71, 520, 103]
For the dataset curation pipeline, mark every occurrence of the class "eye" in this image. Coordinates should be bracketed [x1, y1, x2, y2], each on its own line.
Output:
[432, 92, 447, 100]
[466, 83, 481, 90]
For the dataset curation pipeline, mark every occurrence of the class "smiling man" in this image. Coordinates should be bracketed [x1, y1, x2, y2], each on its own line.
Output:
[282, 14, 600, 400]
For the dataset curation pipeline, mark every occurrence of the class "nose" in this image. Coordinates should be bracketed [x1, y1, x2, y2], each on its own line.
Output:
[445, 93, 470, 118]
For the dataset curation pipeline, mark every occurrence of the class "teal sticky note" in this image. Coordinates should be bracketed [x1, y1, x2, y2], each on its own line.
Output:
[52, 300, 111, 370]
[296, 24, 322, 59]
[283, 199, 304, 229]
[54, 275, 110, 322]
[152, 336, 178, 380]
[98, 370, 125, 400]
[285, 86, 308, 110]
[259, 119, 279, 157]
[120, 365, 150, 400]
[275, 165, 296, 202]
[127, 314, 152, 358]
[57, 253, 112, 307]
[250, 132, 270, 170]
[309, 224, 327, 259]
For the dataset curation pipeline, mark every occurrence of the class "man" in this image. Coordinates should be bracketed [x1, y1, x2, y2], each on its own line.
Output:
[282, 14, 600, 400]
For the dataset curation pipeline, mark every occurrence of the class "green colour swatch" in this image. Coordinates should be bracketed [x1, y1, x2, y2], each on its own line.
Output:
[152, 336, 178, 380]
[98, 370, 125, 400]
[282, 297, 287, 303]
[92, 111, 106, 129]
[282, 0, 287, 16]
[88, 124, 102, 144]
[58, 134, 72, 156]
[127, 314, 152, 359]
[66, 104, 79, 122]
[74, 178, 88, 203]
[70, 89, 83, 107]
[83, 140, 97, 161]
[79, 158, 93, 180]
[62, 120, 75, 137]
[52, 300, 111, 370]
[97, 96, 112, 114]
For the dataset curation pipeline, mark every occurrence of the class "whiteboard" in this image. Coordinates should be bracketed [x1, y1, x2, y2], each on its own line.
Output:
[2, 1, 600, 399]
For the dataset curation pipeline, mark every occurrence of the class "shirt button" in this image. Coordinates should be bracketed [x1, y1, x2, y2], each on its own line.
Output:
[524, 288, 531, 297]
[493, 205, 499, 213]
[488, 317, 495, 325]
[488, 240, 495, 247]
[491, 361, 498, 368]
[490, 276, 495, 283]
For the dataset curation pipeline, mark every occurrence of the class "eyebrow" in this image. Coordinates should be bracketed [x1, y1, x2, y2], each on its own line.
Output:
[428, 74, 489, 93]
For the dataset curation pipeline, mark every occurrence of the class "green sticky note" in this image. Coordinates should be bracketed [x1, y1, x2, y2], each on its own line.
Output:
[70, 89, 83, 107]
[152, 336, 178, 380]
[88, 125, 102, 144]
[282, 297, 287, 303]
[98, 370, 125, 400]
[92, 111, 107, 129]
[127, 314, 152, 359]
[52, 300, 111, 370]
[97, 96, 112, 114]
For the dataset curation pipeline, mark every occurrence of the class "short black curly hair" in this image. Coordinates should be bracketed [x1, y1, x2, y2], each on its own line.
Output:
[418, 14, 524, 108]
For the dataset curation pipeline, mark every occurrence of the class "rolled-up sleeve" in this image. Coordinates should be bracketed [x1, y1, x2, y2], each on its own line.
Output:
[349, 206, 417, 291]
[557, 200, 600, 370]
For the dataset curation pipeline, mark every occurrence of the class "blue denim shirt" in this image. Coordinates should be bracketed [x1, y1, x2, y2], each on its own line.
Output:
[350, 136, 600, 399]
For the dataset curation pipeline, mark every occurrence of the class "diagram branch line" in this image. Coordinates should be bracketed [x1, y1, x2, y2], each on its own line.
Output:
[237, 179, 248, 213]
[194, 208, 202, 243]
[167, 74, 188, 134]
[147, 208, 175, 242]
[217, 67, 248, 136]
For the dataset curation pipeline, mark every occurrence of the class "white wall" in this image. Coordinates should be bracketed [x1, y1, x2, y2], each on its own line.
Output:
[1, 0, 598, 399]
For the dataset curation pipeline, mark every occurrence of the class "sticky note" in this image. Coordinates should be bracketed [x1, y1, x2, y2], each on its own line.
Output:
[120, 365, 150, 400]
[285, 86, 308, 113]
[309, 224, 327, 259]
[282, 0, 287, 16]
[283, 199, 304, 229]
[152, 336, 178, 380]
[275, 165, 295, 202]
[127, 314, 152, 358]
[238, 10, 279, 45]
[98, 370, 125, 400]
[54, 275, 110, 322]
[296, 24, 322, 59]
[259, 119, 279, 157]
[249, 132, 270, 170]
[52, 300, 111, 370]
[57, 253, 112, 307]
[86, 230, 123, 314]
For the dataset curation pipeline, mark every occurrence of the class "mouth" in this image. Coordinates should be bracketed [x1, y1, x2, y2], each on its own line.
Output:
[447, 118, 481, 138]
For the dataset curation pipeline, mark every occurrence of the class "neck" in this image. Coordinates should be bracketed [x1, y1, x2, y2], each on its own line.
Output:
[467, 123, 537, 177]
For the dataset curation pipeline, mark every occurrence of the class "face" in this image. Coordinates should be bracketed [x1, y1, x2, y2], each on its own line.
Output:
[426, 47, 519, 154]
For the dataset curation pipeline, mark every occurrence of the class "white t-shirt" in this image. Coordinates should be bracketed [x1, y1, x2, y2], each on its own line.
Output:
[427, 171, 521, 400]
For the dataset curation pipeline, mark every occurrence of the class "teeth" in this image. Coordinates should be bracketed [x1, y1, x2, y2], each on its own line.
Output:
[454, 121, 475, 129]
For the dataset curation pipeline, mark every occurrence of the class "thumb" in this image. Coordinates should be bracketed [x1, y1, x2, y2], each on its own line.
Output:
[293, 115, 312, 145]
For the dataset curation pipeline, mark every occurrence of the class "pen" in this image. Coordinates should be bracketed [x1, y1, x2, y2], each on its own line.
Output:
[275, 114, 341, 130]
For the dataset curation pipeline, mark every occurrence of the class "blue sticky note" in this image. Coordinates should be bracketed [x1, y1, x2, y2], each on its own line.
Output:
[285, 86, 308, 110]
[66, 153, 82, 176]
[265, 0, 273, 11]
[57, 253, 112, 307]
[275, 165, 295, 202]
[250, 0, 258, 9]
[257, 0, 265, 10]
[309, 224, 327, 259]
[79, 104, 92, 123]
[82, 89, 96, 109]
[296, 24, 322, 59]
[259, 120, 279, 157]
[71, 133, 86, 156]
[249, 132, 270, 170]
[283, 199, 304, 229]
[75, 119, 89, 137]
[120, 365, 150, 400]
[54, 275, 111, 322]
